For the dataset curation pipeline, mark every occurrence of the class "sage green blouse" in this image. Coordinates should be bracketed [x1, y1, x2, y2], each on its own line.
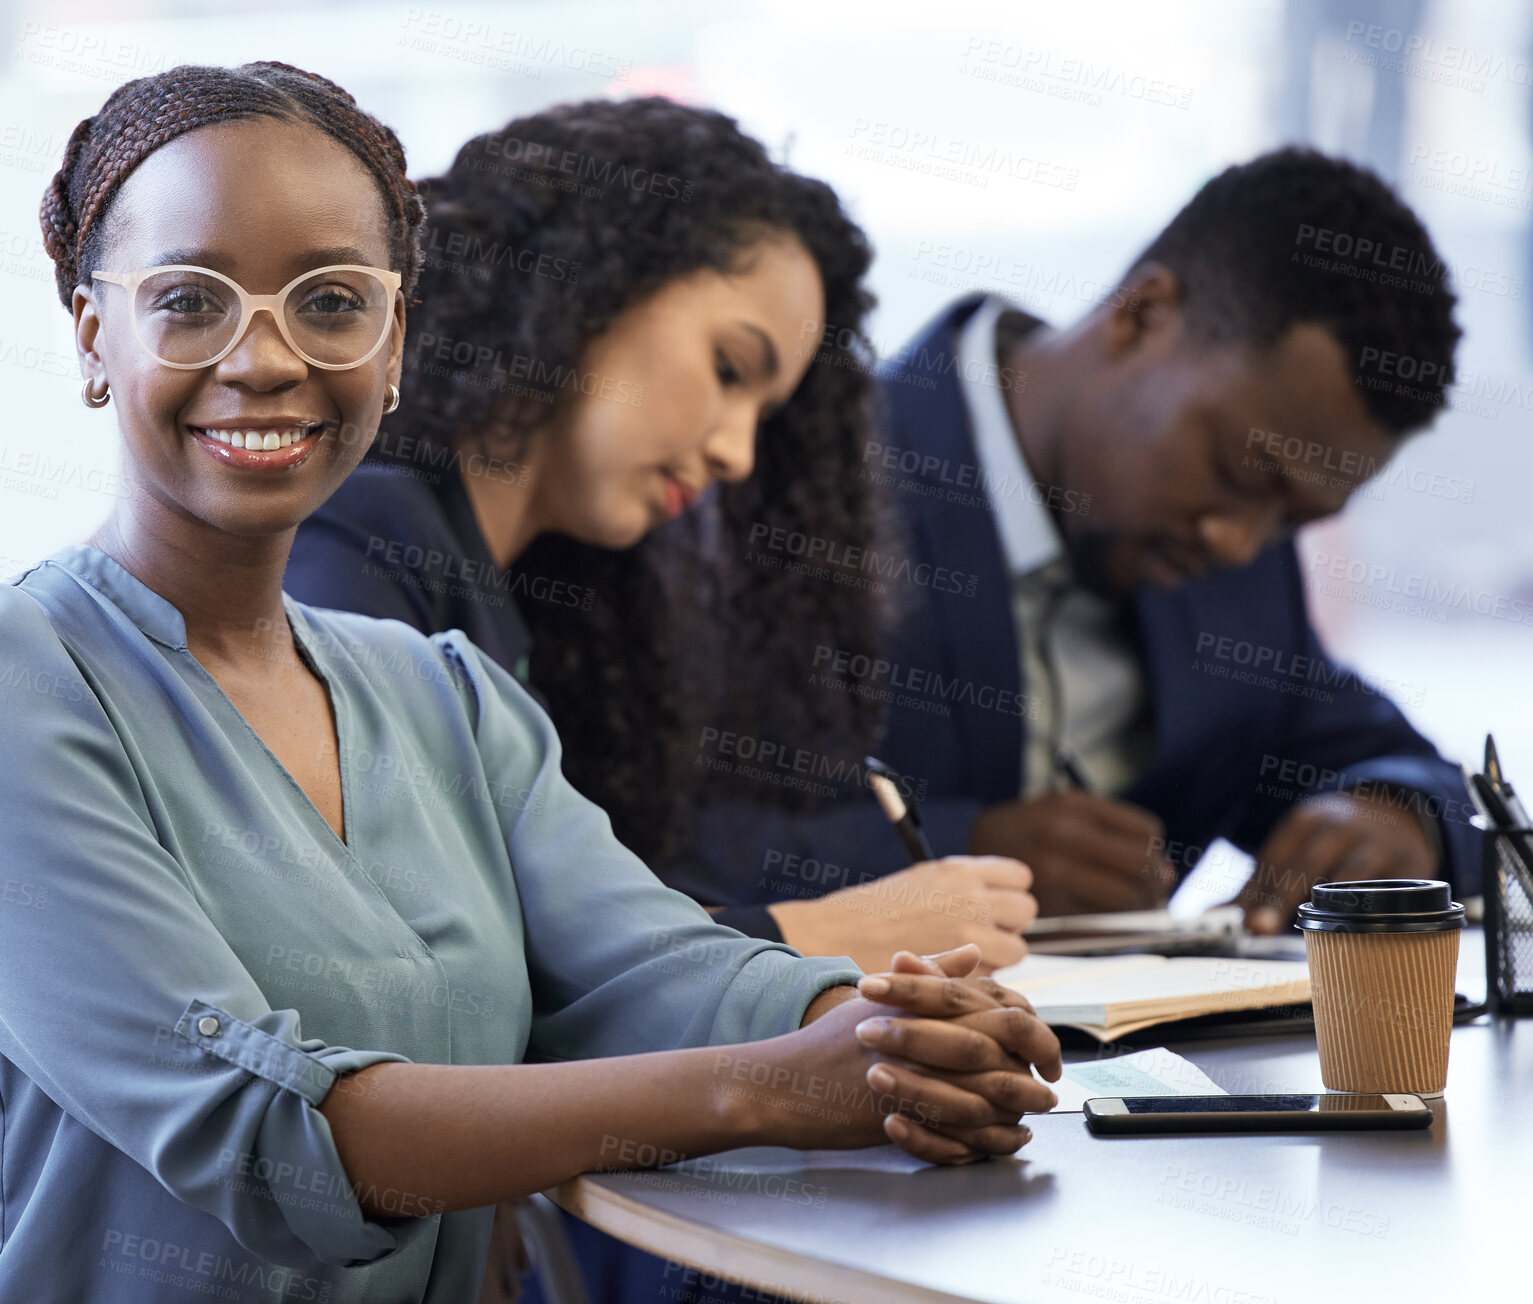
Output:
[0, 544, 860, 1303]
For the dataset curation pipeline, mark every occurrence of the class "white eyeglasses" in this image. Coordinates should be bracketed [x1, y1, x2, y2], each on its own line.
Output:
[91, 264, 402, 371]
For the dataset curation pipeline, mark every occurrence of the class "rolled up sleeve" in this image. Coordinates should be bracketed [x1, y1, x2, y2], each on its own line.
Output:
[0, 589, 419, 1268]
[435, 631, 863, 1060]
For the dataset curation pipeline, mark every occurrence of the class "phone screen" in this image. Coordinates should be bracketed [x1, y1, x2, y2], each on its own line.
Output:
[1121, 1094, 1396, 1114]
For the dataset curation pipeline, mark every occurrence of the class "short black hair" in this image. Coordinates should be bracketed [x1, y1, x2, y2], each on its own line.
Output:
[1129, 147, 1461, 435]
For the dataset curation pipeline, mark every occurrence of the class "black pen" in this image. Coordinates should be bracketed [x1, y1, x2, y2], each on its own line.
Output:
[1485, 735, 1529, 824]
[1057, 748, 1183, 900]
[864, 756, 935, 863]
[1473, 735, 1533, 904]
[1055, 749, 1092, 792]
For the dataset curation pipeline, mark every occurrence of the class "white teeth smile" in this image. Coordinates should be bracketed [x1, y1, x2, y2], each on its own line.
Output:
[196, 427, 318, 450]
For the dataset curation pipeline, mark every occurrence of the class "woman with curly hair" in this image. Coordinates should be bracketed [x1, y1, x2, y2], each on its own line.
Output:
[285, 97, 1037, 974]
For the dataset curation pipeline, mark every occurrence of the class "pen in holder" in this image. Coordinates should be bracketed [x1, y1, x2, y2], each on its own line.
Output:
[1480, 820, 1533, 1016]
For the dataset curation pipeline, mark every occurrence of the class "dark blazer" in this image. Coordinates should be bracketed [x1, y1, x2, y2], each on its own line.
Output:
[282, 462, 535, 681]
[684, 294, 1480, 912]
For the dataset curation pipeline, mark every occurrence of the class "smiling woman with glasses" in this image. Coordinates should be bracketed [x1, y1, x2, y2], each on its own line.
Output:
[0, 59, 1060, 1304]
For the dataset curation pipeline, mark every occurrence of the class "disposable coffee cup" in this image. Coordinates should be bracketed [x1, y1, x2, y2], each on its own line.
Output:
[1296, 879, 1465, 1097]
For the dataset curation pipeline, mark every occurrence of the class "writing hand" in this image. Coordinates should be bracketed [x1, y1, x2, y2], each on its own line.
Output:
[769, 856, 1036, 974]
[970, 791, 1176, 914]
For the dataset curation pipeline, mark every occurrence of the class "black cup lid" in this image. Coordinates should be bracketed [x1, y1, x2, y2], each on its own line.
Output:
[1295, 879, 1466, 933]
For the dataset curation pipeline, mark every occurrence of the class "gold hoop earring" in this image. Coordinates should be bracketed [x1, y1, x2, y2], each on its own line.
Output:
[383, 383, 400, 415]
[81, 378, 110, 409]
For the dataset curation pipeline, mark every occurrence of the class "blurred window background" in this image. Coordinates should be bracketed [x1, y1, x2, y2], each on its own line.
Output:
[2, 0, 1528, 771]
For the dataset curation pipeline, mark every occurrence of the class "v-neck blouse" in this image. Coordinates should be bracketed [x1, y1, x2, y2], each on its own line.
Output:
[0, 544, 860, 1304]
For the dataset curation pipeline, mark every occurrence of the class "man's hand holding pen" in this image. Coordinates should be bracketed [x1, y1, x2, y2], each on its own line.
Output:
[967, 751, 1176, 916]
[970, 790, 1178, 915]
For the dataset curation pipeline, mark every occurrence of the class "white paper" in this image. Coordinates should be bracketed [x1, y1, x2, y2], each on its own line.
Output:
[1167, 837, 1257, 918]
[1043, 1047, 1227, 1113]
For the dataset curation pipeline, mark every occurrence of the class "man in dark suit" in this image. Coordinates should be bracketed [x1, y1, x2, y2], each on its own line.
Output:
[695, 148, 1477, 952]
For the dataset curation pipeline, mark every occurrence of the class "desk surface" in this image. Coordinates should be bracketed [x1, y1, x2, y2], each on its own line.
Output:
[552, 932, 1526, 1304]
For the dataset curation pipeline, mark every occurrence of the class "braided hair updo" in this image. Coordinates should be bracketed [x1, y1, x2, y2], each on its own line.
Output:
[40, 61, 425, 310]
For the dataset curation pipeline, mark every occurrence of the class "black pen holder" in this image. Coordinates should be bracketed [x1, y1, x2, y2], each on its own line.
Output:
[1482, 824, 1533, 1016]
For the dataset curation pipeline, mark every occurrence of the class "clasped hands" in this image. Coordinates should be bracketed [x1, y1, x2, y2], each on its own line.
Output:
[794, 943, 1062, 1166]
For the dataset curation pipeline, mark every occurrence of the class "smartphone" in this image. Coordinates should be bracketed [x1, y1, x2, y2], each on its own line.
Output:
[1083, 1092, 1433, 1135]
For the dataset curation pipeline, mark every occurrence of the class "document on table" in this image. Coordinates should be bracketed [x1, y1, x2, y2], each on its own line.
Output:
[1044, 1047, 1227, 1113]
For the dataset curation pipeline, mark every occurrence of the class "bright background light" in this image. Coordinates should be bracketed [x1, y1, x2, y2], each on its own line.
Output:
[2, 0, 1529, 775]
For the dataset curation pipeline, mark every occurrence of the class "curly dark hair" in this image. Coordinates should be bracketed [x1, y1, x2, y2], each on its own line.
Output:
[1131, 146, 1460, 433]
[39, 60, 425, 309]
[372, 97, 889, 864]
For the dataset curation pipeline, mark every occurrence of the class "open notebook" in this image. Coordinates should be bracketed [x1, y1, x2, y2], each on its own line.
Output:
[993, 952, 1311, 1042]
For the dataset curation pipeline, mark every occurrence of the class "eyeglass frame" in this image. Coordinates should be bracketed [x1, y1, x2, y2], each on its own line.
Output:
[90, 263, 404, 372]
